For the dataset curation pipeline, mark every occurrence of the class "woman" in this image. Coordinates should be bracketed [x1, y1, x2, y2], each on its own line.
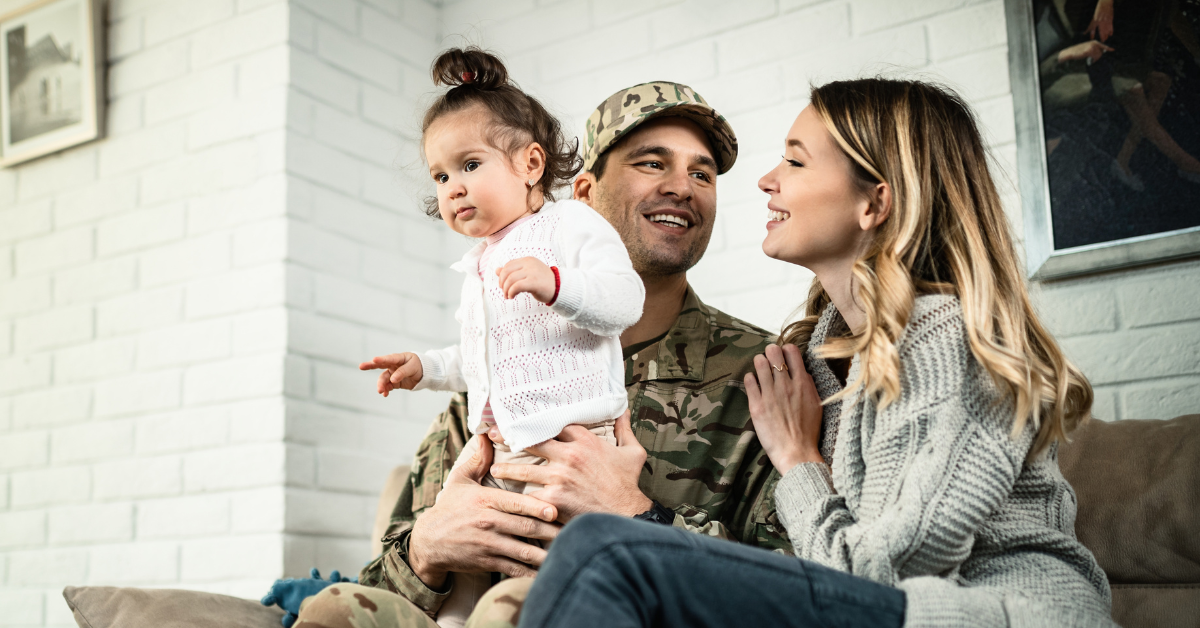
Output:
[515, 79, 1116, 628]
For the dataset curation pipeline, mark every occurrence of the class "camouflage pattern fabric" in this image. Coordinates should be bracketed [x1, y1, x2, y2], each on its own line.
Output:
[582, 81, 738, 174]
[358, 288, 791, 622]
[293, 579, 532, 628]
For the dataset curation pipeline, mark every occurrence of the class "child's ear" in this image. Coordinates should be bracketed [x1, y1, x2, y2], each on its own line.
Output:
[523, 142, 547, 182]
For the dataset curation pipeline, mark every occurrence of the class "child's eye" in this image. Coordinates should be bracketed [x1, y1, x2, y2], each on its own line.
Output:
[435, 173, 448, 184]
[464, 160, 480, 172]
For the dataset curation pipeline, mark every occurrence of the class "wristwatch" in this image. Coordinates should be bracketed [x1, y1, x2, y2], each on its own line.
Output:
[632, 500, 675, 525]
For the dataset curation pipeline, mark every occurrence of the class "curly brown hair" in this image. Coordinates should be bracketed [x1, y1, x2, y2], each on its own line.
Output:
[421, 47, 582, 217]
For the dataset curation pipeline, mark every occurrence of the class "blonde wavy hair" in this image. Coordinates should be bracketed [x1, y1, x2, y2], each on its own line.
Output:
[781, 79, 1092, 459]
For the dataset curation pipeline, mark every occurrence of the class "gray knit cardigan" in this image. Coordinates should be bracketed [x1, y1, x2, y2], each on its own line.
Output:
[775, 295, 1115, 628]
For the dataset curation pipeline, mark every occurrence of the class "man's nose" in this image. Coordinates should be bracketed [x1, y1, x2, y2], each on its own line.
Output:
[659, 166, 694, 200]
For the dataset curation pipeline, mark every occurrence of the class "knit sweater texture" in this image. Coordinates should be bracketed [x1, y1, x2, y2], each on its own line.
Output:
[415, 199, 644, 452]
[774, 295, 1115, 628]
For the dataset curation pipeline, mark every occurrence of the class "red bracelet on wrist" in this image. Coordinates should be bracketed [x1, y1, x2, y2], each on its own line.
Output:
[547, 266, 561, 306]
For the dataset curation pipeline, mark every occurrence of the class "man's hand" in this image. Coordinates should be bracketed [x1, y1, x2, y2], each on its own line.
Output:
[358, 352, 423, 396]
[407, 434, 561, 589]
[496, 257, 556, 302]
[490, 411, 652, 522]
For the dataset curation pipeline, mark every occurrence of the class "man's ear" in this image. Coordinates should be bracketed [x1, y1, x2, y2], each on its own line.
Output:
[859, 181, 892, 231]
[573, 172, 597, 207]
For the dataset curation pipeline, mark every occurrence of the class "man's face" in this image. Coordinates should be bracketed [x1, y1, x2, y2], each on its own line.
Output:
[582, 118, 718, 278]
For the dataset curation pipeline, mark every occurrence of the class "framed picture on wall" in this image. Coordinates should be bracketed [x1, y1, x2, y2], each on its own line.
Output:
[1005, 0, 1200, 280]
[0, 0, 103, 167]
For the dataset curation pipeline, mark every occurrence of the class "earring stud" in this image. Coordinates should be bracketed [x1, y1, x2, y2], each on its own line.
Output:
[527, 178, 536, 188]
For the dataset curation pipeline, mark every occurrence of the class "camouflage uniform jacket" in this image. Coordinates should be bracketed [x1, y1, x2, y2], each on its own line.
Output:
[359, 288, 791, 616]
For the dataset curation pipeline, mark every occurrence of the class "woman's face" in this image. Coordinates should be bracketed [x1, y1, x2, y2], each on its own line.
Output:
[758, 106, 873, 271]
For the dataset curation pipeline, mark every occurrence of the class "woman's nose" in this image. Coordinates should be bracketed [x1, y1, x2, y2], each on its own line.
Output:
[758, 168, 778, 194]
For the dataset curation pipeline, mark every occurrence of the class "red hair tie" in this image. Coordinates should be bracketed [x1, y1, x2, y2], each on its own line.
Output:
[461, 71, 476, 83]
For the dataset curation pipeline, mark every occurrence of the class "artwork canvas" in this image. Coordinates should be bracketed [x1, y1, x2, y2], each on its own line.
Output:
[0, 0, 102, 167]
[1006, 0, 1200, 279]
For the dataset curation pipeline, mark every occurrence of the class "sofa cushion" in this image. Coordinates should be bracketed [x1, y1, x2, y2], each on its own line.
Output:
[1058, 414, 1200, 585]
[63, 586, 284, 628]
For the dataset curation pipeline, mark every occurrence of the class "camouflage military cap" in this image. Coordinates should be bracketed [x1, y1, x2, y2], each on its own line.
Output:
[583, 81, 738, 175]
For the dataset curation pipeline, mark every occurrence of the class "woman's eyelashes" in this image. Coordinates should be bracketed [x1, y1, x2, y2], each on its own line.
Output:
[783, 155, 804, 168]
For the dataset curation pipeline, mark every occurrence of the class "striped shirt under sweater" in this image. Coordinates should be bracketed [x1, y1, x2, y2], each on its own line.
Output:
[774, 295, 1115, 628]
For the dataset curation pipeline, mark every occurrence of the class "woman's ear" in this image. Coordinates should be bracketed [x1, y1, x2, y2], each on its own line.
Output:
[859, 181, 892, 231]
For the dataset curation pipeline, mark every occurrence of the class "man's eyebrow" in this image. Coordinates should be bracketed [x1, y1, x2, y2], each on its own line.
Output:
[693, 154, 718, 171]
[626, 144, 717, 170]
[624, 145, 672, 160]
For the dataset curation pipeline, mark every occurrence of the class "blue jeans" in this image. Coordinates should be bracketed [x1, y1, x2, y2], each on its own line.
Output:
[519, 514, 906, 628]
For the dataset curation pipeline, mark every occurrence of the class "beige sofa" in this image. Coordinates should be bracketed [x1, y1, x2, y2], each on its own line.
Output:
[64, 415, 1199, 628]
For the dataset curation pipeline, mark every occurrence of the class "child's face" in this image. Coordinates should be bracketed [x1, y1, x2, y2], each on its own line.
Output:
[426, 107, 533, 238]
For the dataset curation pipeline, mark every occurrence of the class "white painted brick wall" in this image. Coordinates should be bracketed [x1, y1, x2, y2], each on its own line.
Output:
[281, 0, 453, 581]
[2, 1, 1197, 623]
[0, 0, 297, 618]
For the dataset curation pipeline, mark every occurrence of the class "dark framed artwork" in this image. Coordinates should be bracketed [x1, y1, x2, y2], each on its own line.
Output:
[0, 0, 104, 167]
[1005, 0, 1200, 279]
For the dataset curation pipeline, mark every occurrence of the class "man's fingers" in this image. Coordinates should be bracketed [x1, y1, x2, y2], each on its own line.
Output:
[450, 434, 494, 484]
[485, 470, 559, 522]
[487, 511, 561, 542]
[488, 555, 542, 579]
[377, 370, 393, 396]
[614, 410, 634, 447]
[491, 463, 554, 493]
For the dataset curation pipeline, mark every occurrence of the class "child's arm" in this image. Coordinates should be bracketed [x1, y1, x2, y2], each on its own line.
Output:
[359, 345, 467, 395]
[496, 202, 644, 338]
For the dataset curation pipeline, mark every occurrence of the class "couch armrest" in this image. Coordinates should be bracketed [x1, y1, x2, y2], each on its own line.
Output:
[1058, 414, 1200, 584]
[371, 465, 411, 558]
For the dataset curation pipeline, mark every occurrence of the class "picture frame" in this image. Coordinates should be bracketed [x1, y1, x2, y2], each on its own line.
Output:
[1004, 0, 1200, 281]
[0, 0, 103, 167]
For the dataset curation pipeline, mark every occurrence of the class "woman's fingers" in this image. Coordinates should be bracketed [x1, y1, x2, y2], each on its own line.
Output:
[782, 344, 804, 382]
[763, 345, 788, 382]
[744, 372, 762, 410]
[376, 369, 393, 396]
[752, 354, 777, 399]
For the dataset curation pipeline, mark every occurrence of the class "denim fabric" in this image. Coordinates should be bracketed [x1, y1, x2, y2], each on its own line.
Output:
[519, 514, 906, 628]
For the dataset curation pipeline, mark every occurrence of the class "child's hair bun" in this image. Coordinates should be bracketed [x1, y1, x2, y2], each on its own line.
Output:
[432, 47, 509, 90]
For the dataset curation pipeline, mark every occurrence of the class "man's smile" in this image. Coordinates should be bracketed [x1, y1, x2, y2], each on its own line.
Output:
[642, 207, 695, 234]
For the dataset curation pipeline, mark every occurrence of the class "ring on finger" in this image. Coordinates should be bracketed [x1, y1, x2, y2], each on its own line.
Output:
[772, 363, 789, 373]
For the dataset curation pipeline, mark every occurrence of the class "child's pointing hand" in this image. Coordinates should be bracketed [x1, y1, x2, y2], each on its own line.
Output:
[497, 257, 557, 303]
[358, 352, 424, 396]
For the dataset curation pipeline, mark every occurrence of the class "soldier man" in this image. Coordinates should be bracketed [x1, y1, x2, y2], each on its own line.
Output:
[292, 82, 791, 628]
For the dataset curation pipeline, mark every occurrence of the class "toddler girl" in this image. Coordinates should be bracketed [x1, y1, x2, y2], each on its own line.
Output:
[359, 47, 644, 627]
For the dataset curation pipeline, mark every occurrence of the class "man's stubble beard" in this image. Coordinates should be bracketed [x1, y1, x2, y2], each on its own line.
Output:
[597, 191, 714, 279]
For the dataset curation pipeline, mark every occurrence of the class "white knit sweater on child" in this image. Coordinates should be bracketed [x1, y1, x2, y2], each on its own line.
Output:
[414, 199, 645, 452]
[775, 295, 1115, 628]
